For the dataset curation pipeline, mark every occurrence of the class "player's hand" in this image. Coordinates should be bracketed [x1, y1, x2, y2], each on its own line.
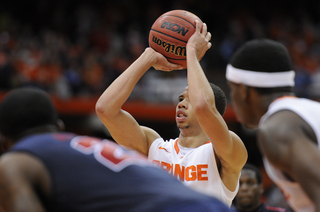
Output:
[186, 20, 212, 60]
[145, 47, 183, 71]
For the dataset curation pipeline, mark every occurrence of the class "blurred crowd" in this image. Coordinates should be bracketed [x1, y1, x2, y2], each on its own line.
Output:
[1, 1, 318, 209]
[0, 0, 320, 102]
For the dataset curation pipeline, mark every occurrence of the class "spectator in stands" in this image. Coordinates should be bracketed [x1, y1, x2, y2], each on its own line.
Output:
[231, 163, 291, 212]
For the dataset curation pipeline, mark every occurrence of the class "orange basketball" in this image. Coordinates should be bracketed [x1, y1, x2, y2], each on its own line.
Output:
[149, 10, 203, 69]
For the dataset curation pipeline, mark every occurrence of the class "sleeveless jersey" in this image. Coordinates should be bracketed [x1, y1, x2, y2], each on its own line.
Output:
[9, 132, 231, 212]
[148, 137, 239, 207]
[260, 97, 320, 212]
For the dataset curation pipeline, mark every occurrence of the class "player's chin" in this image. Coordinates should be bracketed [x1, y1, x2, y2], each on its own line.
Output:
[236, 195, 254, 206]
[176, 123, 189, 129]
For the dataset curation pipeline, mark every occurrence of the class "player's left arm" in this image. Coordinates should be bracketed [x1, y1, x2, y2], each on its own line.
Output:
[0, 152, 50, 212]
[186, 20, 248, 191]
[194, 109, 247, 191]
[258, 110, 320, 208]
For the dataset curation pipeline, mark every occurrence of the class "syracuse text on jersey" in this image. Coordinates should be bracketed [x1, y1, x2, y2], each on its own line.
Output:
[152, 160, 208, 181]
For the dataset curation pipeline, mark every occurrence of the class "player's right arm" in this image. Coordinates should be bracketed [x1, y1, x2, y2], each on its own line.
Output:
[96, 48, 182, 156]
[0, 152, 50, 212]
[258, 110, 320, 209]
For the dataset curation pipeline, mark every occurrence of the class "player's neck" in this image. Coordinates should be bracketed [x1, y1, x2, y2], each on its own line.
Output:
[178, 133, 208, 148]
[14, 125, 59, 142]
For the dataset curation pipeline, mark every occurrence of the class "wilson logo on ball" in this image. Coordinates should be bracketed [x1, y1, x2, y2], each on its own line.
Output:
[151, 35, 186, 56]
[161, 21, 190, 36]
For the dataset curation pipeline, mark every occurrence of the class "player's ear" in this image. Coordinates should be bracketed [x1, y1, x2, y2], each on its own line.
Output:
[56, 119, 65, 131]
[238, 83, 250, 101]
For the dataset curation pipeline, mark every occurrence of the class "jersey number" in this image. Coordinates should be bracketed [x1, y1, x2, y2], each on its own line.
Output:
[70, 136, 151, 172]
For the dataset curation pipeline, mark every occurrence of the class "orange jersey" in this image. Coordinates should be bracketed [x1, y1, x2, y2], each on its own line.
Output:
[261, 97, 320, 212]
[148, 138, 239, 207]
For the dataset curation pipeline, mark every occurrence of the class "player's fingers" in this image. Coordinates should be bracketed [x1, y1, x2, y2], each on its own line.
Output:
[166, 63, 184, 71]
[202, 23, 207, 35]
[206, 32, 211, 41]
[195, 20, 201, 33]
[162, 67, 180, 72]
[207, 42, 212, 49]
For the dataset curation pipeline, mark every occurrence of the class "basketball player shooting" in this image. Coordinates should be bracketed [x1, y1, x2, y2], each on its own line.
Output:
[96, 19, 247, 207]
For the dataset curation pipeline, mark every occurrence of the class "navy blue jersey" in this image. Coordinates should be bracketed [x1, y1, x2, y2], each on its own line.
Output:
[10, 132, 230, 212]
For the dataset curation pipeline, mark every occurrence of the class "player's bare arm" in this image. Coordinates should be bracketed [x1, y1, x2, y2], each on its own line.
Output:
[96, 48, 181, 155]
[0, 152, 51, 212]
[258, 110, 320, 208]
[186, 20, 247, 191]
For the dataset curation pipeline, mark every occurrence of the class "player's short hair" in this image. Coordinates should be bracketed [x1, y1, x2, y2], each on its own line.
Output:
[209, 83, 227, 116]
[230, 38, 293, 73]
[229, 39, 294, 94]
[242, 163, 262, 184]
[0, 87, 58, 138]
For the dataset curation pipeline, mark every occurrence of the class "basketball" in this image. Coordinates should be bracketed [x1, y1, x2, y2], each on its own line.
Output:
[149, 10, 203, 69]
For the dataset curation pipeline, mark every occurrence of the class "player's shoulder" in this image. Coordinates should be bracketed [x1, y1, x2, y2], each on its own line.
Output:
[260, 110, 303, 142]
[0, 151, 42, 167]
[0, 152, 44, 179]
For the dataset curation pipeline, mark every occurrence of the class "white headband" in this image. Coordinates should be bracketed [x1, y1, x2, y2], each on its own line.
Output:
[226, 64, 295, 87]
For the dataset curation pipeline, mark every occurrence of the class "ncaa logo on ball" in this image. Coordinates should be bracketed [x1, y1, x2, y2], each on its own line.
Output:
[161, 21, 190, 36]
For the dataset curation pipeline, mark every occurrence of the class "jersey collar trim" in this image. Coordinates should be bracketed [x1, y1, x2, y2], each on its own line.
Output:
[174, 139, 210, 154]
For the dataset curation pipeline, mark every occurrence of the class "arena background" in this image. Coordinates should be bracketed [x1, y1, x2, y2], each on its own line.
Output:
[1, 0, 320, 208]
